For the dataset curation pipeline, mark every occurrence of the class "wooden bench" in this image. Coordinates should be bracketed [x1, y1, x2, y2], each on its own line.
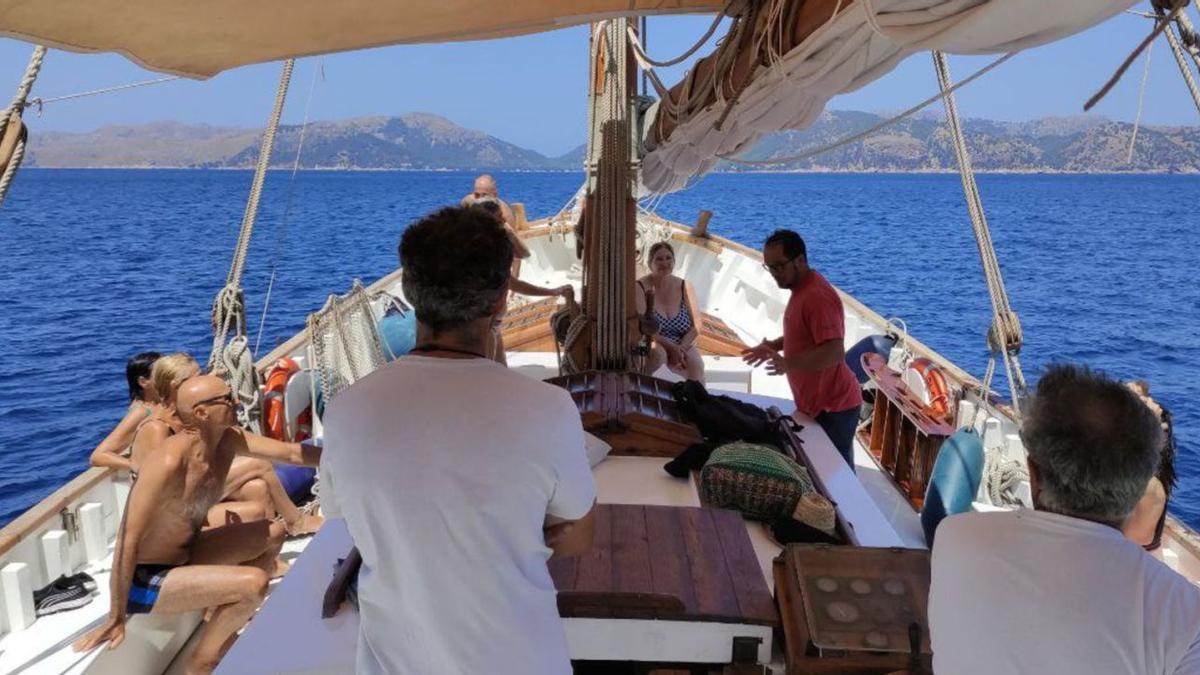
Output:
[550, 504, 778, 666]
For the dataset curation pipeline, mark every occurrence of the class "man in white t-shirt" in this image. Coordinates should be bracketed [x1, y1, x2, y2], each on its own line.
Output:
[320, 205, 597, 675]
[929, 364, 1200, 674]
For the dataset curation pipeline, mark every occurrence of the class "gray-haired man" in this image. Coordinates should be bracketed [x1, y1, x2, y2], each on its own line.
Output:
[929, 364, 1200, 674]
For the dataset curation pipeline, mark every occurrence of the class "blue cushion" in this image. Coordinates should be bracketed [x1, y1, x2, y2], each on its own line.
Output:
[274, 464, 317, 503]
[921, 430, 985, 547]
[845, 334, 898, 384]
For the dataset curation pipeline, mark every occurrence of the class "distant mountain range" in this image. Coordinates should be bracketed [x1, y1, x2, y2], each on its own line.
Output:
[25, 110, 1200, 173]
[730, 110, 1200, 173]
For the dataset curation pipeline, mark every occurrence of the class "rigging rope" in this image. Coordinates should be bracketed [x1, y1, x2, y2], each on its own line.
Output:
[582, 19, 635, 370]
[628, 9, 726, 68]
[1085, 2, 1182, 111]
[932, 51, 1028, 414]
[1163, 1, 1200, 64]
[254, 59, 323, 358]
[24, 76, 179, 113]
[0, 45, 47, 208]
[1165, 18, 1200, 115]
[209, 58, 295, 432]
[718, 52, 1015, 166]
[626, 27, 678, 101]
[1128, 42, 1153, 164]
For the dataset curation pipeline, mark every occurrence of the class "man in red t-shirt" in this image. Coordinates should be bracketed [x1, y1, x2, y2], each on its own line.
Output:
[742, 230, 863, 470]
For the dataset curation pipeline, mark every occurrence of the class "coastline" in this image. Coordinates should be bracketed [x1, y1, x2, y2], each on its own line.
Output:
[20, 166, 1200, 175]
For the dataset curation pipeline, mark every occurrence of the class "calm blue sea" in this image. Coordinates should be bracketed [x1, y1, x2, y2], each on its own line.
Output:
[0, 170, 1196, 530]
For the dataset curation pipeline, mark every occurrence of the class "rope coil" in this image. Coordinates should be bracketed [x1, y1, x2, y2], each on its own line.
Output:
[984, 447, 1029, 506]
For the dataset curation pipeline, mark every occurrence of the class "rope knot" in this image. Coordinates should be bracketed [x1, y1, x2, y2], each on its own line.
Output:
[986, 310, 1023, 354]
[210, 284, 246, 331]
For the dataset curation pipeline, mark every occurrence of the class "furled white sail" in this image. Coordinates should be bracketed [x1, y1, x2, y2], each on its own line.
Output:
[639, 0, 1136, 194]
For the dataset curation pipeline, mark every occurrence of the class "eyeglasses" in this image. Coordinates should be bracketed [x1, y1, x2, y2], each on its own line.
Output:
[194, 390, 236, 408]
[762, 255, 799, 274]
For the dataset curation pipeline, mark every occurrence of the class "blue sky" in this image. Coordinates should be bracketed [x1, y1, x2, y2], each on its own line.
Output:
[0, 4, 1196, 157]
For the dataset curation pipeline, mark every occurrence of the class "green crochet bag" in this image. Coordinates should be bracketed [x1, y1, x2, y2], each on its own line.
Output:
[699, 442, 815, 521]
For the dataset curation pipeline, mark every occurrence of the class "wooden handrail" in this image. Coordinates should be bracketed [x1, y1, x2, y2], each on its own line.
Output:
[0, 466, 114, 558]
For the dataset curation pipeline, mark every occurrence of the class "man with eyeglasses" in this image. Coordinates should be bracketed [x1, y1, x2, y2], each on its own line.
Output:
[76, 374, 322, 674]
[741, 229, 863, 470]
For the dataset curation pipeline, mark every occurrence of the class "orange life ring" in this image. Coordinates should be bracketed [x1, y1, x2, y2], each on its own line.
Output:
[910, 357, 952, 419]
[263, 357, 300, 440]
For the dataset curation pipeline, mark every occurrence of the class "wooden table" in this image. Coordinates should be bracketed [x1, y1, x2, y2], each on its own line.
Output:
[550, 504, 778, 666]
[223, 507, 780, 672]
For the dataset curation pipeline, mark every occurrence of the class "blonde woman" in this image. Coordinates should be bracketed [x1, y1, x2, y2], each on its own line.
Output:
[635, 242, 705, 382]
[132, 353, 322, 535]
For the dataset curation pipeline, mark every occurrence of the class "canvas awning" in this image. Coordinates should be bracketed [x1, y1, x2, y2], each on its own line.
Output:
[0, 0, 722, 79]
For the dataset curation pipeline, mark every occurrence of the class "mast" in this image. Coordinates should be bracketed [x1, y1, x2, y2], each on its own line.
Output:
[567, 18, 642, 372]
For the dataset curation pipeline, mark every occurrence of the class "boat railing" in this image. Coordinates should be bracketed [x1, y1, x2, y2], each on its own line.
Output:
[0, 467, 115, 560]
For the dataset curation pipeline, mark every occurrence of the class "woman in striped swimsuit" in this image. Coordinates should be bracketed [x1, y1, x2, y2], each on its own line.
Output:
[635, 241, 706, 382]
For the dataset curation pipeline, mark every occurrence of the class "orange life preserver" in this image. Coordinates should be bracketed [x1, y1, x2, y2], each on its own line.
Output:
[910, 357, 952, 419]
[263, 357, 300, 440]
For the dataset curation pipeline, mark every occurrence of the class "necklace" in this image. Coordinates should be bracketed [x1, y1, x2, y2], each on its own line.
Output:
[410, 344, 487, 359]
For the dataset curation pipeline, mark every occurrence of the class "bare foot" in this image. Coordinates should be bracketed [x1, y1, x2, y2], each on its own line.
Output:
[285, 512, 324, 537]
[271, 557, 291, 579]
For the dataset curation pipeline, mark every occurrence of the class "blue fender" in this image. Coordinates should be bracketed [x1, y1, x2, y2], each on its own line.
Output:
[845, 334, 897, 384]
[922, 429, 986, 547]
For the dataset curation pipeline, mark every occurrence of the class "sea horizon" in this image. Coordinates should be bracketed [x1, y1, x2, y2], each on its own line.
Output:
[0, 170, 1196, 531]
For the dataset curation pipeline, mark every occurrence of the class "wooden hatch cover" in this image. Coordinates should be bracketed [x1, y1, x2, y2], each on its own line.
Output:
[774, 544, 933, 674]
[549, 504, 777, 627]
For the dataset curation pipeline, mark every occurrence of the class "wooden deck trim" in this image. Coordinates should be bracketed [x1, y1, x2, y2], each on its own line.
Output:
[0, 466, 113, 558]
[1166, 516, 1200, 561]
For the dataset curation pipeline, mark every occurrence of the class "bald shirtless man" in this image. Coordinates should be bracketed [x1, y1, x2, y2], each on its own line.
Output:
[461, 174, 532, 259]
[75, 375, 322, 674]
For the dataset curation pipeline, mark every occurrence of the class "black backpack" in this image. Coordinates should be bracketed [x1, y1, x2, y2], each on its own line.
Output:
[665, 380, 782, 477]
[670, 379, 775, 444]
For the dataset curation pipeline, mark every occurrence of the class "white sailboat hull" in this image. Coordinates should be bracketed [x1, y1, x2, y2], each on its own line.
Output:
[3, 211, 1196, 673]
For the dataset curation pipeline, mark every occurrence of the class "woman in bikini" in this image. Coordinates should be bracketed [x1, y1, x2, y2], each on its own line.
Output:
[635, 241, 706, 382]
[132, 353, 322, 535]
[89, 351, 163, 471]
